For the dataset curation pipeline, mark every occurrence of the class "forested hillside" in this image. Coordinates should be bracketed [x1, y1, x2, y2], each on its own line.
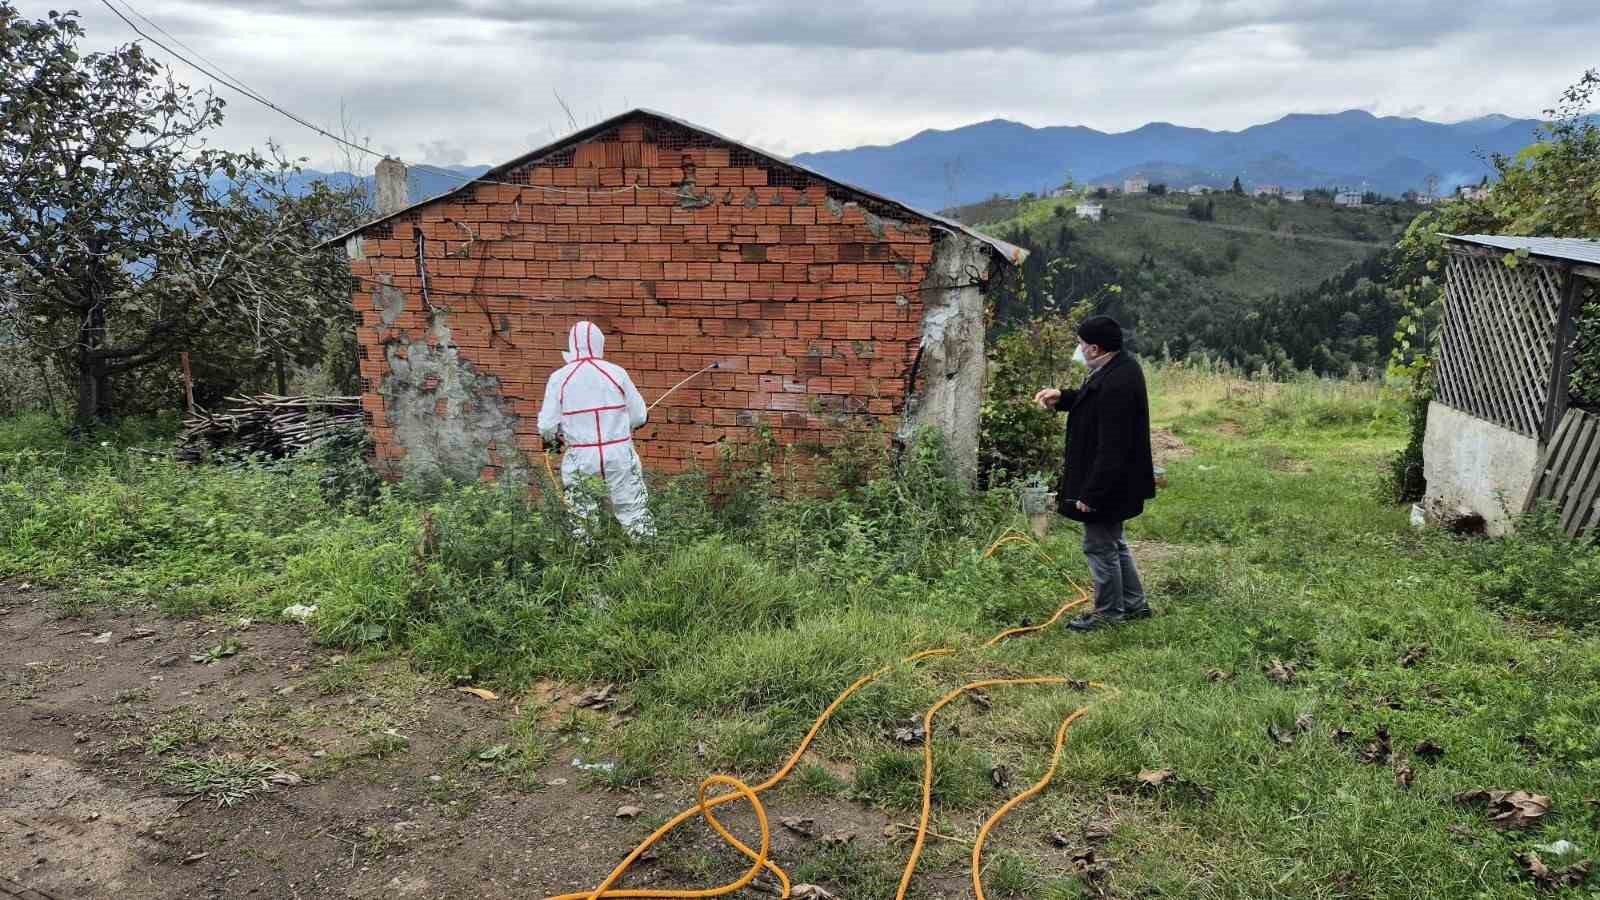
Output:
[966, 191, 1422, 373]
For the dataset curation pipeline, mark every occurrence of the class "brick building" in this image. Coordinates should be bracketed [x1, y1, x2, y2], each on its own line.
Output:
[329, 110, 1025, 486]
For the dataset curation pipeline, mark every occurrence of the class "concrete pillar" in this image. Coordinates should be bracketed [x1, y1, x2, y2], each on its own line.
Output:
[375, 157, 408, 216]
[901, 232, 992, 485]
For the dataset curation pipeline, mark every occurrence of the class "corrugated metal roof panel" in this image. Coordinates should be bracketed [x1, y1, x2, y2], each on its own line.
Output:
[325, 109, 1028, 266]
[1446, 234, 1600, 266]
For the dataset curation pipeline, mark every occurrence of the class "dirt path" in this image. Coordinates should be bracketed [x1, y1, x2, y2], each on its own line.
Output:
[0, 586, 897, 899]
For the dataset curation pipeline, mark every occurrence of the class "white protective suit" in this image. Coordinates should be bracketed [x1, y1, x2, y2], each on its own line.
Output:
[537, 321, 655, 537]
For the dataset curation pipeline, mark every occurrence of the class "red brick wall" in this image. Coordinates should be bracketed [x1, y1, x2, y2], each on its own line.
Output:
[346, 117, 937, 482]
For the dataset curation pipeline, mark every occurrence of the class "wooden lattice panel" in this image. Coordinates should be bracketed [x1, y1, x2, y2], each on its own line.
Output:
[1435, 252, 1567, 437]
[1527, 407, 1600, 537]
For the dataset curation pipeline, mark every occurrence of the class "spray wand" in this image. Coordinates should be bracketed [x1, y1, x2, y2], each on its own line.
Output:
[648, 361, 721, 412]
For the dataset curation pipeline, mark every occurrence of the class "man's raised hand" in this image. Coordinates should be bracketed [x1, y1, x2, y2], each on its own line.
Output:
[1033, 388, 1062, 410]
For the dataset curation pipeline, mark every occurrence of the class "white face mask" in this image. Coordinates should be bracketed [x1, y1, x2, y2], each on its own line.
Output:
[1073, 344, 1089, 366]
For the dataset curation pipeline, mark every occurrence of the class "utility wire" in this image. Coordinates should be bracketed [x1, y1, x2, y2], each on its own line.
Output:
[98, 0, 380, 160]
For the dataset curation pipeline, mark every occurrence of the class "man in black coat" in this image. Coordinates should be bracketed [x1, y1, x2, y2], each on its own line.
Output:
[1032, 315, 1156, 630]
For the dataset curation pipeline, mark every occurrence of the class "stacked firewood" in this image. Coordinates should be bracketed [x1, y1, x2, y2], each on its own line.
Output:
[177, 394, 362, 460]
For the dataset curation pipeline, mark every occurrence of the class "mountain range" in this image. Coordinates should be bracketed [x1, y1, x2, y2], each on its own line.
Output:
[304, 109, 1550, 214]
[790, 110, 1546, 210]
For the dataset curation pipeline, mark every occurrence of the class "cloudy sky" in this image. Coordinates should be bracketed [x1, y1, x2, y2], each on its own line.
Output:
[49, 0, 1600, 171]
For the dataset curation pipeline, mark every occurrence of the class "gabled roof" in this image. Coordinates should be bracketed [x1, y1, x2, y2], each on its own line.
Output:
[326, 109, 1025, 265]
[1446, 234, 1600, 267]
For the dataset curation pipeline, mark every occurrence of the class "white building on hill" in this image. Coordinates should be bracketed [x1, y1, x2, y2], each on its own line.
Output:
[1123, 175, 1149, 195]
[1334, 191, 1364, 207]
[1253, 184, 1283, 198]
[1283, 190, 1306, 202]
[1075, 201, 1104, 221]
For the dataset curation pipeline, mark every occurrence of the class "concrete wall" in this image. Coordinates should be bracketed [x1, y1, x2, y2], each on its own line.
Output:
[1422, 401, 1542, 535]
[345, 115, 994, 486]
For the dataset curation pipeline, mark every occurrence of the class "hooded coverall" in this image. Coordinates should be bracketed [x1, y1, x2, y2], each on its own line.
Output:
[537, 321, 655, 537]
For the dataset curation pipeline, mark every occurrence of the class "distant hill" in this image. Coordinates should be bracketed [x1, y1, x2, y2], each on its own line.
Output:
[791, 110, 1545, 210]
[967, 190, 1421, 373]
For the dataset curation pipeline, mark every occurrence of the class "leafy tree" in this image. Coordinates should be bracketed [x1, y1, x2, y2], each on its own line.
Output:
[1231, 176, 1245, 195]
[0, 5, 365, 424]
[1149, 183, 1168, 196]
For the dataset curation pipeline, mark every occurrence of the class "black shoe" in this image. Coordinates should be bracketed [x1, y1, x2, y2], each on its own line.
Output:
[1067, 613, 1124, 631]
[1123, 606, 1154, 621]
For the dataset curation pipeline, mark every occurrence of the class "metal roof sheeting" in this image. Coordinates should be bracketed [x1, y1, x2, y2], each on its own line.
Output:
[327, 109, 1027, 266]
[1446, 234, 1600, 267]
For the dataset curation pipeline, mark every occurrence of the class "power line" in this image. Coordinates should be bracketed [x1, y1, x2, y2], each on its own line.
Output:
[97, 0, 381, 160]
[93, 1, 713, 204]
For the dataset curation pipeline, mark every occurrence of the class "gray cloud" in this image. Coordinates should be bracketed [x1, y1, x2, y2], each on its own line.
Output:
[59, 0, 1600, 171]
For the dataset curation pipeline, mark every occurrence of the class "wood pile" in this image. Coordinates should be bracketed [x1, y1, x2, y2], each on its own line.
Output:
[177, 394, 362, 460]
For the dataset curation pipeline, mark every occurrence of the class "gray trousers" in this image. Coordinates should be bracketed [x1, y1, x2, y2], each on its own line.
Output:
[1082, 519, 1148, 617]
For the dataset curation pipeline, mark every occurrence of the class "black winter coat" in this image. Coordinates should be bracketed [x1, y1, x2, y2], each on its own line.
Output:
[1054, 353, 1156, 523]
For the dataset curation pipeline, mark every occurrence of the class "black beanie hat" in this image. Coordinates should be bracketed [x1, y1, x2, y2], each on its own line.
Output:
[1077, 314, 1124, 351]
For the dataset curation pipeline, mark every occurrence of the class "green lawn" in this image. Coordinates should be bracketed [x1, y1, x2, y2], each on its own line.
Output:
[1, 368, 1597, 898]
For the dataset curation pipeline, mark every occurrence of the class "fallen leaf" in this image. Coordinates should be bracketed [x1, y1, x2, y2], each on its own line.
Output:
[1414, 739, 1445, 761]
[819, 830, 854, 847]
[1069, 847, 1110, 881]
[1265, 659, 1296, 685]
[477, 744, 510, 761]
[1204, 669, 1235, 683]
[1517, 851, 1592, 889]
[891, 723, 926, 746]
[89, 632, 112, 644]
[791, 885, 837, 900]
[267, 771, 303, 787]
[181, 852, 208, 864]
[574, 684, 617, 709]
[781, 816, 816, 837]
[1356, 727, 1392, 765]
[615, 804, 644, 819]
[1394, 758, 1414, 789]
[456, 687, 498, 701]
[1267, 723, 1295, 746]
[1455, 789, 1553, 831]
[1294, 713, 1316, 732]
[967, 690, 992, 711]
[991, 765, 1010, 788]
[694, 741, 708, 759]
[1082, 818, 1115, 843]
[1398, 645, 1428, 668]
[1137, 768, 1175, 788]
[1048, 831, 1072, 848]
[1331, 727, 1354, 744]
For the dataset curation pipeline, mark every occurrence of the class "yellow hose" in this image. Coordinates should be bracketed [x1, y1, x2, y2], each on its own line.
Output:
[548, 530, 1098, 900]
[971, 707, 1090, 899]
[894, 676, 1078, 900]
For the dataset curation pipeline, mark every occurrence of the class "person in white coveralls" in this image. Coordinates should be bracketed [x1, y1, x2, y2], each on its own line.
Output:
[537, 321, 655, 538]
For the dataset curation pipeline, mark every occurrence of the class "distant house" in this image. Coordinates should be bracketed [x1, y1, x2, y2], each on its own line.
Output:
[1048, 185, 1074, 198]
[1458, 184, 1491, 201]
[1253, 184, 1283, 198]
[1123, 175, 1149, 195]
[1334, 191, 1364, 207]
[1188, 184, 1211, 195]
[1282, 190, 1306, 202]
[1075, 200, 1105, 222]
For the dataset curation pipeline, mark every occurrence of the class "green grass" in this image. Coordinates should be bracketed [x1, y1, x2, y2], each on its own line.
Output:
[3, 370, 1599, 898]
